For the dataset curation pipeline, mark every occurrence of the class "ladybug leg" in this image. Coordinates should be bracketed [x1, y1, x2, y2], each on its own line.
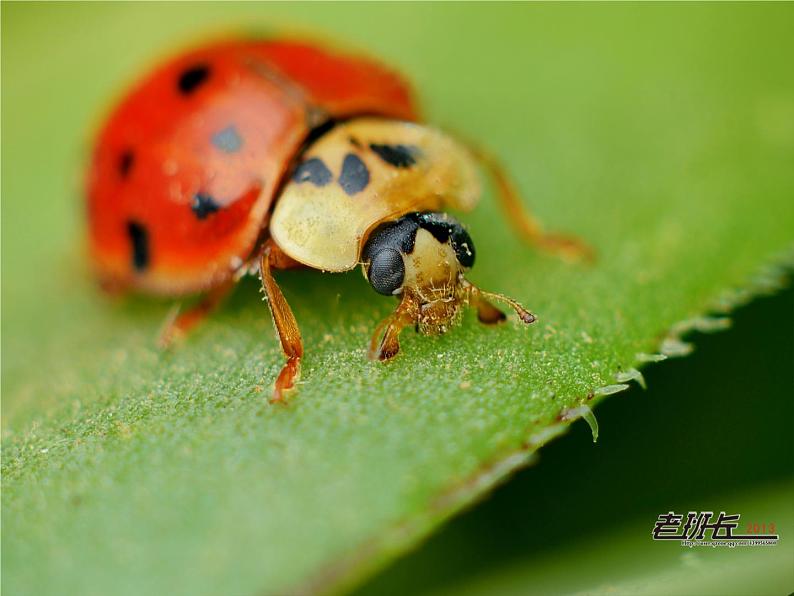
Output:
[259, 241, 304, 403]
[463, 280, 537, 326]
[158, 279, 235, 349]
[368, 297, 417, 361]
[474, 148, 594, 263]
[471, 295, 507, 325]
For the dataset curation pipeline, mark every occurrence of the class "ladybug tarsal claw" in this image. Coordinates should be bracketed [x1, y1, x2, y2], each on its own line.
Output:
[157, 304, 184, 350]
[371, 338, 399, 362]
[543, 233, 596, 265]
[270, 354, 301, 404]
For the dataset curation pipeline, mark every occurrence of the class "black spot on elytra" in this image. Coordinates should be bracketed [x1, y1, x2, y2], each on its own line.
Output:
[348, 136, 363, 149]
[293, 158, 332, 187]
[191, 193, 221, 219]
[118, 150, 134, 178]
[338, 153, 370, 196]
[126, 221, 149, 271]
[369, 143, 420, 169]
[211, 126, 243, 153]
[178, 64, 210, 95]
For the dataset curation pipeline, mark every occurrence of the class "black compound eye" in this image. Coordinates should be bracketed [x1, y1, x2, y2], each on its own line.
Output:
[367, 248, 405, 295]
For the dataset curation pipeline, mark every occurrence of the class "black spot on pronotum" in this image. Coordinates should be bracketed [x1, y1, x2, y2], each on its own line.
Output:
[211, 126, 243, 153]
[191, 193, 221, 219]
[293, 158, 332, 187]
[338, 153, 370, 196]
[126, 220, 149, 271]
[178, 64, 210, 95]
[118, 150, 135, 178]
[369, 143, 420, 169]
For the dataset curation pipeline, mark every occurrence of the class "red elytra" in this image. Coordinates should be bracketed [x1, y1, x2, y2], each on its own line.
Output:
[86, 39, 417, 295]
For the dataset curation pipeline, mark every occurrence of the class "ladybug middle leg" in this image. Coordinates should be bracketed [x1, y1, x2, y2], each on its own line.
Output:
[259, 240, 304, 403]
[474, 147, 595, 263]
[158, 278, 236, 349]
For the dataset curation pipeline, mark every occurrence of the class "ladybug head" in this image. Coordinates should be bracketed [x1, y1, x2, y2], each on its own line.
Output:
[362, 212, 535, 337]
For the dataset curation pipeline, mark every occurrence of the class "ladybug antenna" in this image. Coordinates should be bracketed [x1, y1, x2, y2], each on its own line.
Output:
[461, 278, 537, 326]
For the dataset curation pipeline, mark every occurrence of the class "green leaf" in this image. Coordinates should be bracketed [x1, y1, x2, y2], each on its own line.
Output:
[2, 3, 793, 595]
[354, 288, 794, 595]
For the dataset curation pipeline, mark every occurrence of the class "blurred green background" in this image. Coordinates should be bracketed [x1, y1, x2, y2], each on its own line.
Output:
[3, 3, 793, 595]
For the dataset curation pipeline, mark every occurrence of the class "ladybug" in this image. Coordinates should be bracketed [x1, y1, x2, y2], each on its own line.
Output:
[86, 39, 590, 402]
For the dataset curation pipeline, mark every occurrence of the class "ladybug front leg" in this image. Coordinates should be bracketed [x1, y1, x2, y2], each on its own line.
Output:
[158, 278, 235, 349]
[368, 297, 416, 361]
[259, 242, 304, 403]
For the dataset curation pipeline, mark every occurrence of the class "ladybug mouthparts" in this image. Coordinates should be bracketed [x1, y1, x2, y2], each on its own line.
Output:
[413, 282, 468, 335]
